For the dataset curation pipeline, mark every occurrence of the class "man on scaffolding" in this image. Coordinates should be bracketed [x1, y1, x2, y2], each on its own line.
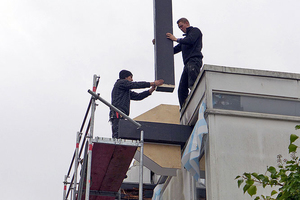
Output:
[109, 70, 164, 138]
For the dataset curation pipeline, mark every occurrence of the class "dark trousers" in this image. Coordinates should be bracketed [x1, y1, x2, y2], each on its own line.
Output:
[178, 57, 203, 108]
[111, 118, 120, 138]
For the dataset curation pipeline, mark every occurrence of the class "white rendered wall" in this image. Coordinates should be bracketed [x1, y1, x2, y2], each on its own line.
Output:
[205, 114, 299, 199]
[180, 65, 300, 200]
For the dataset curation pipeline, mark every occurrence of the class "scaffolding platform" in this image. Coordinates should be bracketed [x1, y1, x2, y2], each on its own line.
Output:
[81, 138, 140, 200]
[64, 76, 145, 200]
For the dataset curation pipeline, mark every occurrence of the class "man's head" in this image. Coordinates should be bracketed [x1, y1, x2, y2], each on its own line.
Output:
[119, 70, 133, 81]
[177, 18, 190, 33]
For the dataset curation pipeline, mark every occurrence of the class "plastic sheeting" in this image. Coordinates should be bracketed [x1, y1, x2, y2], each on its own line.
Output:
[181, 101, 208, 183]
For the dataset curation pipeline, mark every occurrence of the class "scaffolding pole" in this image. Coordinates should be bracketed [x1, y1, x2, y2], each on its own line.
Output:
[72, 132, 81, 200]
[85, 75, 98, 200]
[63, 175, 67, 200]
[63, 76, 100, 200]
[139, 130, 144, 200]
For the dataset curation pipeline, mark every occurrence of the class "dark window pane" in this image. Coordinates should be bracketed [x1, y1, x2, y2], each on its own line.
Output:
[213, 93, 300, 117]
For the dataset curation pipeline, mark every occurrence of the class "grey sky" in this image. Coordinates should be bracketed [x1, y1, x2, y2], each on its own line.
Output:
[1, 0, 300, 199]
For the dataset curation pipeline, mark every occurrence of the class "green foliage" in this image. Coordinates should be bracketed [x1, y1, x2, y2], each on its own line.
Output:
[235, 125, 300, 200]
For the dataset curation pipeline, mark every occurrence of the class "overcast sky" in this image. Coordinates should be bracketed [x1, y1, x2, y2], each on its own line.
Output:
[1, 0, 300, 199]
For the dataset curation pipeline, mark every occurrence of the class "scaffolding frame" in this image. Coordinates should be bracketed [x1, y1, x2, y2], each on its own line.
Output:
[63, 75, 144, 200]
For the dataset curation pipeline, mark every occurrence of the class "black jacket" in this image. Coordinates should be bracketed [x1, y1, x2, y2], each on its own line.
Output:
[110, 79, 151, 118]
[174, 26, 203, 65]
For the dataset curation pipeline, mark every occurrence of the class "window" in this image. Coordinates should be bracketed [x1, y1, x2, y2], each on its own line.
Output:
[213, 92, 300, 117]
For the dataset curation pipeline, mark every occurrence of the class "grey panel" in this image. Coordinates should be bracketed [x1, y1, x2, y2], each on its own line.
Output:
[154, 0, 174, 92]
[118, 120, 193, 146]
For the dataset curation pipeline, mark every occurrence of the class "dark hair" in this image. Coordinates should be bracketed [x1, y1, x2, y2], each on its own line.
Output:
[177, 17, 189, 24]
[119, 70, 133, 79]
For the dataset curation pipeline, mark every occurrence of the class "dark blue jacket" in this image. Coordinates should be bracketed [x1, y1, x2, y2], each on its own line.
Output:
[174, 26, 203, 65]
[110, 79, 151, 117]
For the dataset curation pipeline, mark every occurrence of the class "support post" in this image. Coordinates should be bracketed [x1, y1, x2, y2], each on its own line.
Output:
[139, 130, 144, 200]
[118, 188, 121, 200]
[63, 175, 67, 200]
[85, 75, 98, 200]
[72, 132, 80, 200]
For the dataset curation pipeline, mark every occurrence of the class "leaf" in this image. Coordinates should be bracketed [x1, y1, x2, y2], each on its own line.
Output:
[290, 134, 299, 143]
[237, 179, 244, 188]
[270, 180, 278, 186]
[244, 172, 251, 179]
[243, 184, 251, 193]
[271, 190, 277, 196]
[246, 179, 254, 185]
[295, 125, 300, 130]
[252, 172, 259, 179]
[286, 160, 295, 164]
[247, 185, 257, 196]
[258, 174, 266, 181]
[288, 143, 298, 153]
[235, 175, 241, 179]
[267, 166, 277, 174]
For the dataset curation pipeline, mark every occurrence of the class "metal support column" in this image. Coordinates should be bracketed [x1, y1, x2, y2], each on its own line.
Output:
[118, 188, 121, 200]
[85, 75, 98, 200]
[72, 132, 81, 200]
[63, 175, 67, 200]
[139, 130, 144, 200]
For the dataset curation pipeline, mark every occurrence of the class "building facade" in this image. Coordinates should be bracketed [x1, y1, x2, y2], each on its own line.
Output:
[159, 65, 300, 199]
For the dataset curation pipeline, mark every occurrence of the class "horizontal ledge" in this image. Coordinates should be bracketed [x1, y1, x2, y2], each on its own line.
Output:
[93, 137, 142, 147]
[89, 190, 118, 197]
[156, 84, 175, 92]
[206, 109, 300, 122]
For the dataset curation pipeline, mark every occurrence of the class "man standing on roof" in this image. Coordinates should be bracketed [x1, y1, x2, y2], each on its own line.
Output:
[109, 70, 164, 138]
[166, 17, 203, 108]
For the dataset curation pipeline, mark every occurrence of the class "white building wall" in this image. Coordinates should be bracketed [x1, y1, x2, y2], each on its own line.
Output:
[205, 114, 298, 199]
[178, 65, 300, 200]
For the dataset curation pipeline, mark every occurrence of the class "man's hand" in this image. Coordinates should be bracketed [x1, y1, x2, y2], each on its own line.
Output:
[149, 86, 156, 94]
[149, 79, 164, 93]
[154, 79, 164, 86]
[166, 33, 177, 41]
[150, 79, 164, 87]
